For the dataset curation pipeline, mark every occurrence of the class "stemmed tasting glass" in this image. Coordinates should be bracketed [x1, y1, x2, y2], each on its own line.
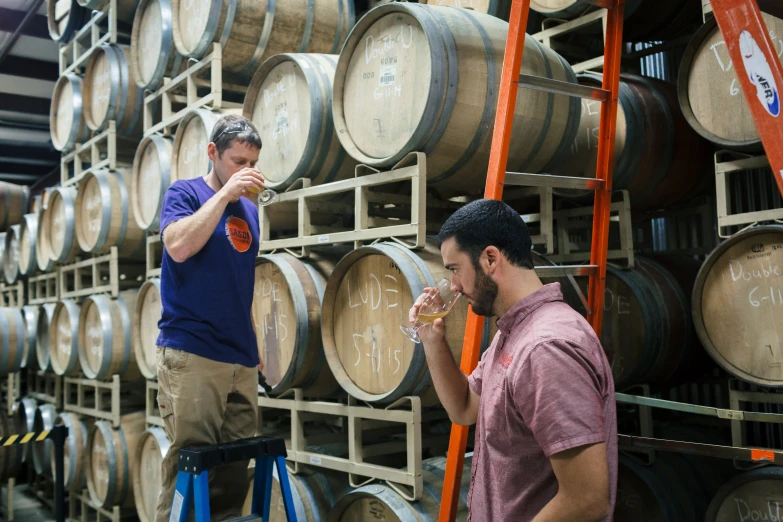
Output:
[248, 186, 278, 206]
[401, 278, 462, 343]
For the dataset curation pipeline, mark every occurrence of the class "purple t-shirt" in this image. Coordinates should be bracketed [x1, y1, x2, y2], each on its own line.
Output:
[467, 283, 617, 521]
[156, 178, 260, 367]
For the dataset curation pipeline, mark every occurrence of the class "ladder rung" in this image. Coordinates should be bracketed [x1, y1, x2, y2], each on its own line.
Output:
[517, 74, 610, 102]
[534, 265, 598, 277]
[505, 172, 605, 191]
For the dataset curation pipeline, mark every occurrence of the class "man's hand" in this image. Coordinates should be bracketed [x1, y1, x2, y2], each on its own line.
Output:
[220, 168, 266, 203]
[409, 288, 447, 345]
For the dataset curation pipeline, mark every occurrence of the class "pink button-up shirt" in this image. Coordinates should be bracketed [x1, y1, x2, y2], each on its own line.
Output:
[466, 283, 617, 521]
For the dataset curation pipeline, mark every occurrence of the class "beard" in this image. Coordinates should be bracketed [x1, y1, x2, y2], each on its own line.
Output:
[467, 264, 499, 317]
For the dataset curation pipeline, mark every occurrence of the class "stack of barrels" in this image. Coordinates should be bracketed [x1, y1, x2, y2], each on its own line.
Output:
[25, 0, 782, 520]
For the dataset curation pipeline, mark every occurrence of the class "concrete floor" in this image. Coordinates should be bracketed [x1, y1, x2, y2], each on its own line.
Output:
[2, 485, 56, 522]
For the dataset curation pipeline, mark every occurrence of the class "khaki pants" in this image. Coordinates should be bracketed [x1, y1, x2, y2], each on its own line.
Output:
[155, 347, 258, 522]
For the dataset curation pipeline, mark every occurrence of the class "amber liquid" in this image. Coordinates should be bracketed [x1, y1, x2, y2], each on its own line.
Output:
[418, 311, 449, 324]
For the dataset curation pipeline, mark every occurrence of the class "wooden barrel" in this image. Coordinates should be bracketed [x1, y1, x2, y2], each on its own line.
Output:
[86, 412, 145, 508]
[616, 452, 728, 522]
[75, 168, 146, 258]
[133, 278, 161, 380]
[79, 290, 141, 381]
[36, 303, 57, 372]
[0, 182, 29, 232]
[35, 204, 55, 273]
[330, 456, 470, 520]
[550, 73, 710, 211]
[132, 427, 170, 522]
[588, 257, 705, 389]
[18, 213, 38, 277]
[130, 0, 185, 91]
[83, 44, 144, 137]
[131, 135, 174, 232]
[30, 195, 42, 216]
[52, 412, 89, 491]
[21, 306, 39, 369]
[530, 0, 700, 41]
[332, 4, 579, 195]
[32, 404, 57, 477]
[46, 0, 90, 43]
[43, 186, 80, 264]
[322, 241, 488, 404]
[171, 0, 355, 77]
[242, 465, 349, 520]
[0, 308, 25, 376]
[679, 11, 783, 150]
[243, 53, 357, 192]
[50, 299, 81, 377]
[0, 234, 5, 275]
[50, 73, 90, 152]
[14, 398, 37, 464]
[77, 0, 140, 24]
[705, 468, 783, 522]
[692, 225, 783, 387]
[420, 0, 512, 20]
[0, 409, 22, 481]
[3, 225, 21, 284]
[252, 253, 339, 397]
[170, 109, 225, 183]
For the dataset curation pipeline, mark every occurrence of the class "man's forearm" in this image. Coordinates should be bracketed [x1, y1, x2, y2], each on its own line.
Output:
[533, 492, 608, 522]
[423, 340, 473, 425]
[164, 192, 230, 262]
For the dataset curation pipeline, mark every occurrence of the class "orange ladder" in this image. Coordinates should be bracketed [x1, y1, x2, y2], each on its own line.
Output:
[709, 0, 783, 197]
[437, 0, 627, 519]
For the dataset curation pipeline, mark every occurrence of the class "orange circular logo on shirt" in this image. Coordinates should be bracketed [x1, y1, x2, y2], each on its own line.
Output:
[226, 216, 251, 253]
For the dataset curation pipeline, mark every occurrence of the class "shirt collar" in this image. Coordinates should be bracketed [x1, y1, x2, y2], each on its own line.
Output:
[496, 283, 564, 335]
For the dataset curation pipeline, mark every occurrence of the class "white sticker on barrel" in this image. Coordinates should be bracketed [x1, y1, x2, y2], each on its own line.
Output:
[276, 109, 288, 132]
[310, 456, 322, 465]
[379, 65, 396, 86]
[317, 235, 329, 244]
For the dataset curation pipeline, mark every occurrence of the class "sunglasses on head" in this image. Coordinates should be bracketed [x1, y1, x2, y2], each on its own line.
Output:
[212, 121, 252, 143]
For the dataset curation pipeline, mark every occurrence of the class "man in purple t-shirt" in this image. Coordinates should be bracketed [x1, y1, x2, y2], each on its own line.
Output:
[409, 199, 618, 521]
[154, 115, 266, 521]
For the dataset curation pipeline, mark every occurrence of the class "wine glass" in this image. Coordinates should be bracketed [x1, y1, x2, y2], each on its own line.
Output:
[401, 278, 462, 343]
[247, 186, 278, 206]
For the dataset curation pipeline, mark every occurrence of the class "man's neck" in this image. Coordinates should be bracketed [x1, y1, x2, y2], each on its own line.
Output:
[495, 269, 545, 318]
[204, 169, 223, 193]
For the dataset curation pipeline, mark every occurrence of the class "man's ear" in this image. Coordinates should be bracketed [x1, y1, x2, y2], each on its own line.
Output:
[484, 246, 501, 273]
[207, 142, 218, 162]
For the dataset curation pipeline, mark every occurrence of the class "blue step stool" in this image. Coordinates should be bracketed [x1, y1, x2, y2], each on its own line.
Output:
[169, 436, 298, 522]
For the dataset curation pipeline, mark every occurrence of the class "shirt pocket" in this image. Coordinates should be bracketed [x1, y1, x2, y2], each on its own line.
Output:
[482, 369, 509, 433]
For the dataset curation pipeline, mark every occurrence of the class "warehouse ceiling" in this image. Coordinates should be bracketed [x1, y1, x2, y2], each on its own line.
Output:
[0, 0, 60, 188]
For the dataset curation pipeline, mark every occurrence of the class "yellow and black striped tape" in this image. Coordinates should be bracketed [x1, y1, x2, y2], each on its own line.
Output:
[0, 430, 51, 446]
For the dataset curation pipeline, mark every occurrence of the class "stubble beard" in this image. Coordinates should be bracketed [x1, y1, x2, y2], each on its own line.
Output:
[468, 264, 499, 318]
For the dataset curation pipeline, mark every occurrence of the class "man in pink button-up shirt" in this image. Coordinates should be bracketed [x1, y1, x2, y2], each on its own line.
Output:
[410, 199, 617, 522]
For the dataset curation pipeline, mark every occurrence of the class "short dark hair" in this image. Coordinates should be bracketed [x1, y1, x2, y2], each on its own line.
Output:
[210, 115, 262, 156]
[437, 199, 534, 269]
